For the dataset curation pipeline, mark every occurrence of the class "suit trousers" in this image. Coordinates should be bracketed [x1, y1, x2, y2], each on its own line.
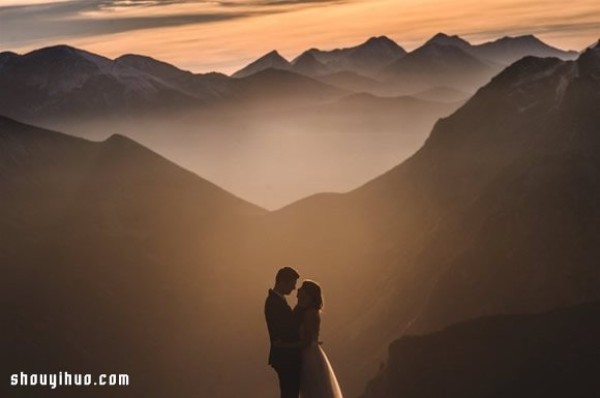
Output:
[274, 363, 302, 398]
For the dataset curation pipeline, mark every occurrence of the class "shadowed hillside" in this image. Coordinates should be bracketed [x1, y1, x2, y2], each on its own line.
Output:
[235, 45, 600, 396]
[0, 116, 265, 397]
[362, 300, 600, 398]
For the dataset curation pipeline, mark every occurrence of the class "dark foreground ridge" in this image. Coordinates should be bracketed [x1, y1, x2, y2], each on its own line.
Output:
[362, 300, 600, 398]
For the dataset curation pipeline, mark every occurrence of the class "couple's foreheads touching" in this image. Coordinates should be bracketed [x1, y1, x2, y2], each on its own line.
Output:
[273, 266, 324, 310]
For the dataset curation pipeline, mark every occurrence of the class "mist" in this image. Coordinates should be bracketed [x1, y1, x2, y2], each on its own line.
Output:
[49, 95, 464, 209]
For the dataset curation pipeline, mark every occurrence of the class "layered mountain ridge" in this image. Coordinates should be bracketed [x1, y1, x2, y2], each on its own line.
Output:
[1, 37, 598, 398]
[0, 33, 577, 125]
[232, 33, 577, 95]
[243, 45, 600, 395]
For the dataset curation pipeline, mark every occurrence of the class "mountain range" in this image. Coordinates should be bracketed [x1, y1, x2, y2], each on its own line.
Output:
[234, 33, 576, 79]
[1, 37, 599, 398]
[0, 37, 475, 209]
[233, 36, 407, 79]
[0, 32, 576, 125]
[233, 33, 577, 94]
[0, 33, 581, 210]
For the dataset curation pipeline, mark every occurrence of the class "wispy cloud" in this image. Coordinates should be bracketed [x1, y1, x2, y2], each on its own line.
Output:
[218, 0, 345, 6]
[0, 0, 343, 47]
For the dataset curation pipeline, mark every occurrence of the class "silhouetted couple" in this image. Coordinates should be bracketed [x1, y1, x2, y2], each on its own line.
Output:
[264, 266, 343, 398]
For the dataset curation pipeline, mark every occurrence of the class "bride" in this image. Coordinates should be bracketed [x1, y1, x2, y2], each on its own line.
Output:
[295, 280, 344, 398]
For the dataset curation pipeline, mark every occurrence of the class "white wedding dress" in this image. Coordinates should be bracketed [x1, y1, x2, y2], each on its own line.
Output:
[299, 309, 343, 398]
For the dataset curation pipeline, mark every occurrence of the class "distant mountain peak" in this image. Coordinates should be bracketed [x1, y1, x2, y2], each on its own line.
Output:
[357, 35, 405, 52]
[349, 35, 406, 73]
[250, 49, 289, 65]
[263, 49, 286, 59]
[115, 53, 192, 81]
[116, 53, 161, 64]
[431, 32, 452, 39]
[26, 44, 108, 62]
[115, 53, 181, 73]
[488, 55, 564, 89]
[232, 49, 291, 78]
[24, 44, 113, 72]
[413, 42, 474, 58]
[364, 35, 398, 46]
[474, 35, 578, 64]
[291, 51, 330, 76]
[506, 33, 537, 41]
[293, 51, 318, 63]
[31, 44, 80, 55]
[426, 33, 471, 48]
[495, 34, 544, 46]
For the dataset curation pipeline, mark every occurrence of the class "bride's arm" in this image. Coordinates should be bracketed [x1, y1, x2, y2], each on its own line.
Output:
[303, 309, 321, 344]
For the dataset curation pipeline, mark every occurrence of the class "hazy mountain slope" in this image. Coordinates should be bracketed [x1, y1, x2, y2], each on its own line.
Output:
[291, 51, 331, 76]
[472, 34, 579, 64]
[344, 36, 407, 76]
[423, 33, 577, 65]
[0, 116, 262, 221]
[79, 88, 458, 211]
[362, 300, 600, 398]
[0, 116, 265, 398]
[321, 92, 463, 119]
[405, 46, 600, 333]
[292, 36, 406, 78]
[244, 47, 600, 396]
[381, 42, 499, 93]
[115, 53, 234, 100]
[229, 68, 348, 108]
[377, 33, 576, 95]
[411, 86, 472, 102]
[116, 53, 194, 82]
[314, 71, 387, 93]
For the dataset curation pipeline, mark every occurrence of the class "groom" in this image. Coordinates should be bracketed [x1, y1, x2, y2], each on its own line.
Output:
[264, 266, 302, 398]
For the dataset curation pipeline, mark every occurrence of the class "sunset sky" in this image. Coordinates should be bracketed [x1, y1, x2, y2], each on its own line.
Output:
[1, 0, 598, 74]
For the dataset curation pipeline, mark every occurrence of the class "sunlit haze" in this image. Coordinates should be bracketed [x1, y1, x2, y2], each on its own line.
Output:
[1, 0, 598, 209]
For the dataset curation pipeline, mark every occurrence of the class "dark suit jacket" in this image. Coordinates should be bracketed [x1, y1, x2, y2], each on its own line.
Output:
[264, 289, 301, 369]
